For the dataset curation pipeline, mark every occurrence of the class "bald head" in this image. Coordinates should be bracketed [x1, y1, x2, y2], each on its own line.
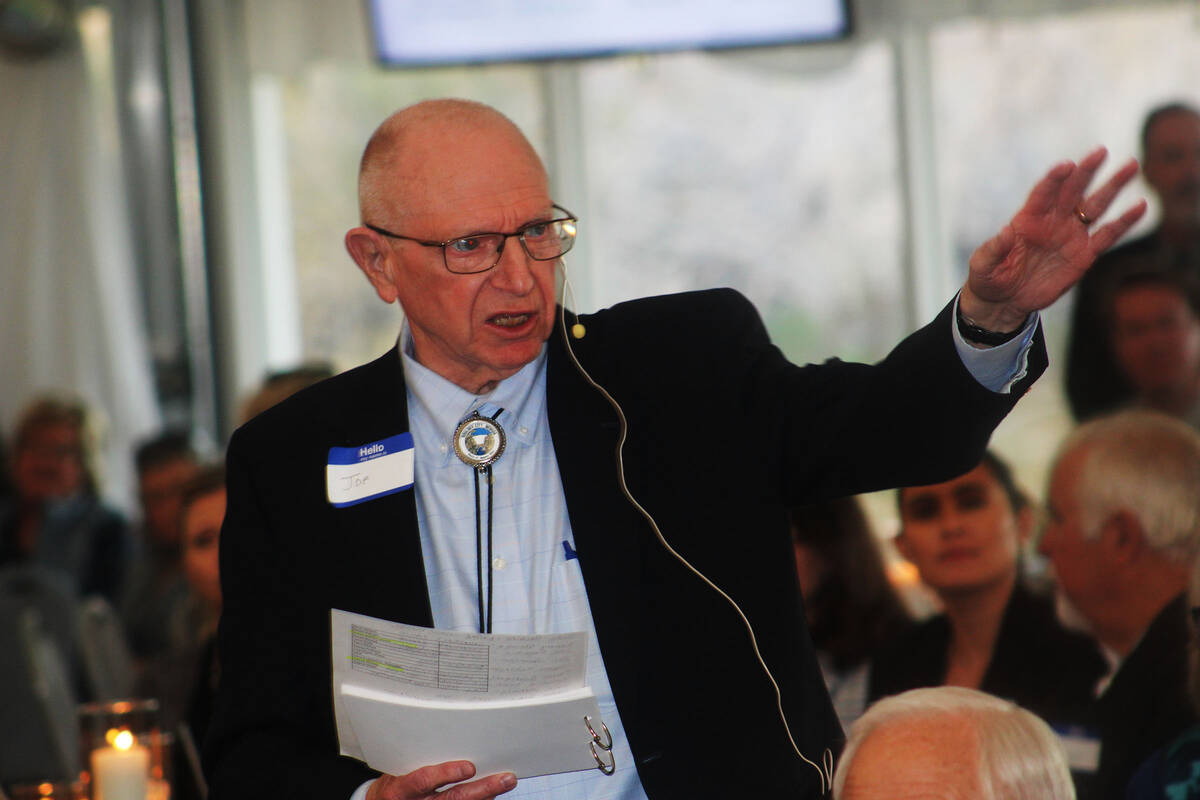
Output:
[357, 99, 548, 226]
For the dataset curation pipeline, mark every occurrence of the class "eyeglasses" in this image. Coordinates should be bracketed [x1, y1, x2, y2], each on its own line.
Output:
[365, 205, 578, 275]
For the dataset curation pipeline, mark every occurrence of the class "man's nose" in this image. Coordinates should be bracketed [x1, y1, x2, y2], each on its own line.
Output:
[490, 236, 535, 294]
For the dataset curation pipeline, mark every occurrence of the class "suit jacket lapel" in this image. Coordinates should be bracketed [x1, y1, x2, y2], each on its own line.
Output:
[545, 317, 658, 753]
[325, 347, 433, 627]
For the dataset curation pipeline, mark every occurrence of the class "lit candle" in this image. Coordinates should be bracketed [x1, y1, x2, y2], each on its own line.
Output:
[91, 729, 149, 800]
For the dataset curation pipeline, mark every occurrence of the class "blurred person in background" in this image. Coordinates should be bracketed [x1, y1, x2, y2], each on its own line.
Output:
[870, 451, 1104, 733]
[238, 363, 334, 425]
[791, 497, 913, 729]
[1067, 102, 1200, 421]
[0, 395, 132, 602]
[1039, 410, 1200, 799]
[134, 464, 226, 800]
[121, 430, 200, 662]
[1107, 271, 1200, 428]
[0, 433, 12, 502]
[175, 465, 225, 747]
[832, 686, 1075, 800]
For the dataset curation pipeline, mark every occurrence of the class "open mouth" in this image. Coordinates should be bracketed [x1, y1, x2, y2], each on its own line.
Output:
[489, 313, 532, 328]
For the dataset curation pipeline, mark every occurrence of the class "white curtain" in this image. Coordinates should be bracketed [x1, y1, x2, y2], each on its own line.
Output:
[0, 26, 160, 513]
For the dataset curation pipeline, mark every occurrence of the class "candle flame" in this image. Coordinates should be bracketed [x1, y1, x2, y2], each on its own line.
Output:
[37, 783, 53, 797]
[114, 730, 134, 751]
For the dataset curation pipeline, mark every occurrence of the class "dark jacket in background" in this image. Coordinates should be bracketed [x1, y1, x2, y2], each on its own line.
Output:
[867, 583, 1106, 728]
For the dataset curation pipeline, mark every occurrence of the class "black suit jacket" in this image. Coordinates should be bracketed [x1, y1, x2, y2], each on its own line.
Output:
[1081, 594, 1196, 800]
[204, 289, 1046, 798]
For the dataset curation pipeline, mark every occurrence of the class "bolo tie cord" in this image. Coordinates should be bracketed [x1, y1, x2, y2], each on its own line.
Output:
[474, 463, 494, 634]
[469, 407, 503, 634]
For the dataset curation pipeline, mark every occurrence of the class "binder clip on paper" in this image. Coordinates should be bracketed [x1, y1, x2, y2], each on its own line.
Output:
[585, 715, 615, 775]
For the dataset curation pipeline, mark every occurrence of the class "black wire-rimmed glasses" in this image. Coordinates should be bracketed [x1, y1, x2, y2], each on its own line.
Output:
[364, 205, 578, 275]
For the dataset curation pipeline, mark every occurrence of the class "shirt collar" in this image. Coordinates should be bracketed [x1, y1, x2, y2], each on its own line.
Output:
[400, 322, 547, 465]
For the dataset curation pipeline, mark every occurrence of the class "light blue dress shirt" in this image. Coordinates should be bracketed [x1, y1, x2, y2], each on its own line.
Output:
[352, 299, 1037, 799]
[398, 327, 645, 799]
[950, 295, 1039, 393]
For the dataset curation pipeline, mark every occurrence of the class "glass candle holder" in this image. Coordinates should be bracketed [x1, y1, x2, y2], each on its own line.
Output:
[76, 699, 168, 800]
[8, 781, 85, 800]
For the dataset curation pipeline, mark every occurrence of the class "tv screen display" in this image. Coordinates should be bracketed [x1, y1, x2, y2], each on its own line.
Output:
[368, 0, 852, 67]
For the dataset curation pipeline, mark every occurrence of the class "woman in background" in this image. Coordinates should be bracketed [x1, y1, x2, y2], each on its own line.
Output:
[136, 465, 226, 800]
[0, 396, 131, 602]
[868, 450, 1104, 730]
[791, 496, 912, 729]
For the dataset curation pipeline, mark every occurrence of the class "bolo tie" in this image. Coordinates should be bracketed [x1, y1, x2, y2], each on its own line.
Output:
[451, 407, 506, 634]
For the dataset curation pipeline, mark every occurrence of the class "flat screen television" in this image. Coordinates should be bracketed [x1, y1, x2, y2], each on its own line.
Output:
[367, 0, 853, 67]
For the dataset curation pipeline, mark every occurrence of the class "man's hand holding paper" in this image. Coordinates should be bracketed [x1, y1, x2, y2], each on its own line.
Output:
[366, 761, 516, 800]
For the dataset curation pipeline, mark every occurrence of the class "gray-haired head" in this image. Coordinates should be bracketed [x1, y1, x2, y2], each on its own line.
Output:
[1055, 409, 1200, 563]
[833, 686, 1074, 800]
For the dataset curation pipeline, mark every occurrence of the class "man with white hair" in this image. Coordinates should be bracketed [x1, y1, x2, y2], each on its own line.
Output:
[1039, 409, 1200, 799]
[204, 99, 1145, 800]
[832, 686, 1075, 799]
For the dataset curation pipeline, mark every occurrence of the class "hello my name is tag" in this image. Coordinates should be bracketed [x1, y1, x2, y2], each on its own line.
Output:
[327, 433, 414, 508]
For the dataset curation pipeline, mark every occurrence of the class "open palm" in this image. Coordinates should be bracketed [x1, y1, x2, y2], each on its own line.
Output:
[963, 148, 1147, 330]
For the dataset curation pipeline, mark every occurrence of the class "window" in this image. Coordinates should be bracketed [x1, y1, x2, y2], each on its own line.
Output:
[931, 3, 1200, 497]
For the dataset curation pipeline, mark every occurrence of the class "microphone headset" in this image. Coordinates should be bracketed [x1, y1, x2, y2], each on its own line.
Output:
[555, 261, 835, 794]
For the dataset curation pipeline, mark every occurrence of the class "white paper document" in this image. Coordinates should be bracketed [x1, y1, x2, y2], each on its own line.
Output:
[331, 609, 610, 778]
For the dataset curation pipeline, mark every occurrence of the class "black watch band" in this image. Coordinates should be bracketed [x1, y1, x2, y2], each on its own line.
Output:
[956, 304, 1026, 347]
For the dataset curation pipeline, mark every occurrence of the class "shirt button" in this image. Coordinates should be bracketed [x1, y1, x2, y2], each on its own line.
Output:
[438, 443, 447, 453]
[492, 557, 507, 571]
[519, 426, 528, 435]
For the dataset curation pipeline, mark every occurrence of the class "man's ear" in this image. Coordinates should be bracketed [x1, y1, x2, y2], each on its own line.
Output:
[1099, 510, 1146, 565]
[345, 227, 399, 304]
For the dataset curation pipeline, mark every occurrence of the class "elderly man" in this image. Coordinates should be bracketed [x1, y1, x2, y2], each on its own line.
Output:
[1066, 102, 1200, 420]
[832, 686, 1075, 800]
[204, 99, 1143, 799]
[1039, 410, 1200, 799]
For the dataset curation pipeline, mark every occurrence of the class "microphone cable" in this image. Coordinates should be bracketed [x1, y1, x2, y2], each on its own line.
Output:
[555, 264, 834, 794]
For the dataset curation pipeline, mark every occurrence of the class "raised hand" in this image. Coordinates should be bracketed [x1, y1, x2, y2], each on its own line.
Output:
[960, 147, 1148, 332]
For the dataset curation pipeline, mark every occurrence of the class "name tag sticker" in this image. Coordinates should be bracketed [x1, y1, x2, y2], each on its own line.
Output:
[1054, 726, 1101, 773]
[327, 433, 414, 508]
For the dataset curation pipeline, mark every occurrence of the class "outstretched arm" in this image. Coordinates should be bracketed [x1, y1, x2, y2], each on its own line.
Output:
[959, 147, 1147, 332]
